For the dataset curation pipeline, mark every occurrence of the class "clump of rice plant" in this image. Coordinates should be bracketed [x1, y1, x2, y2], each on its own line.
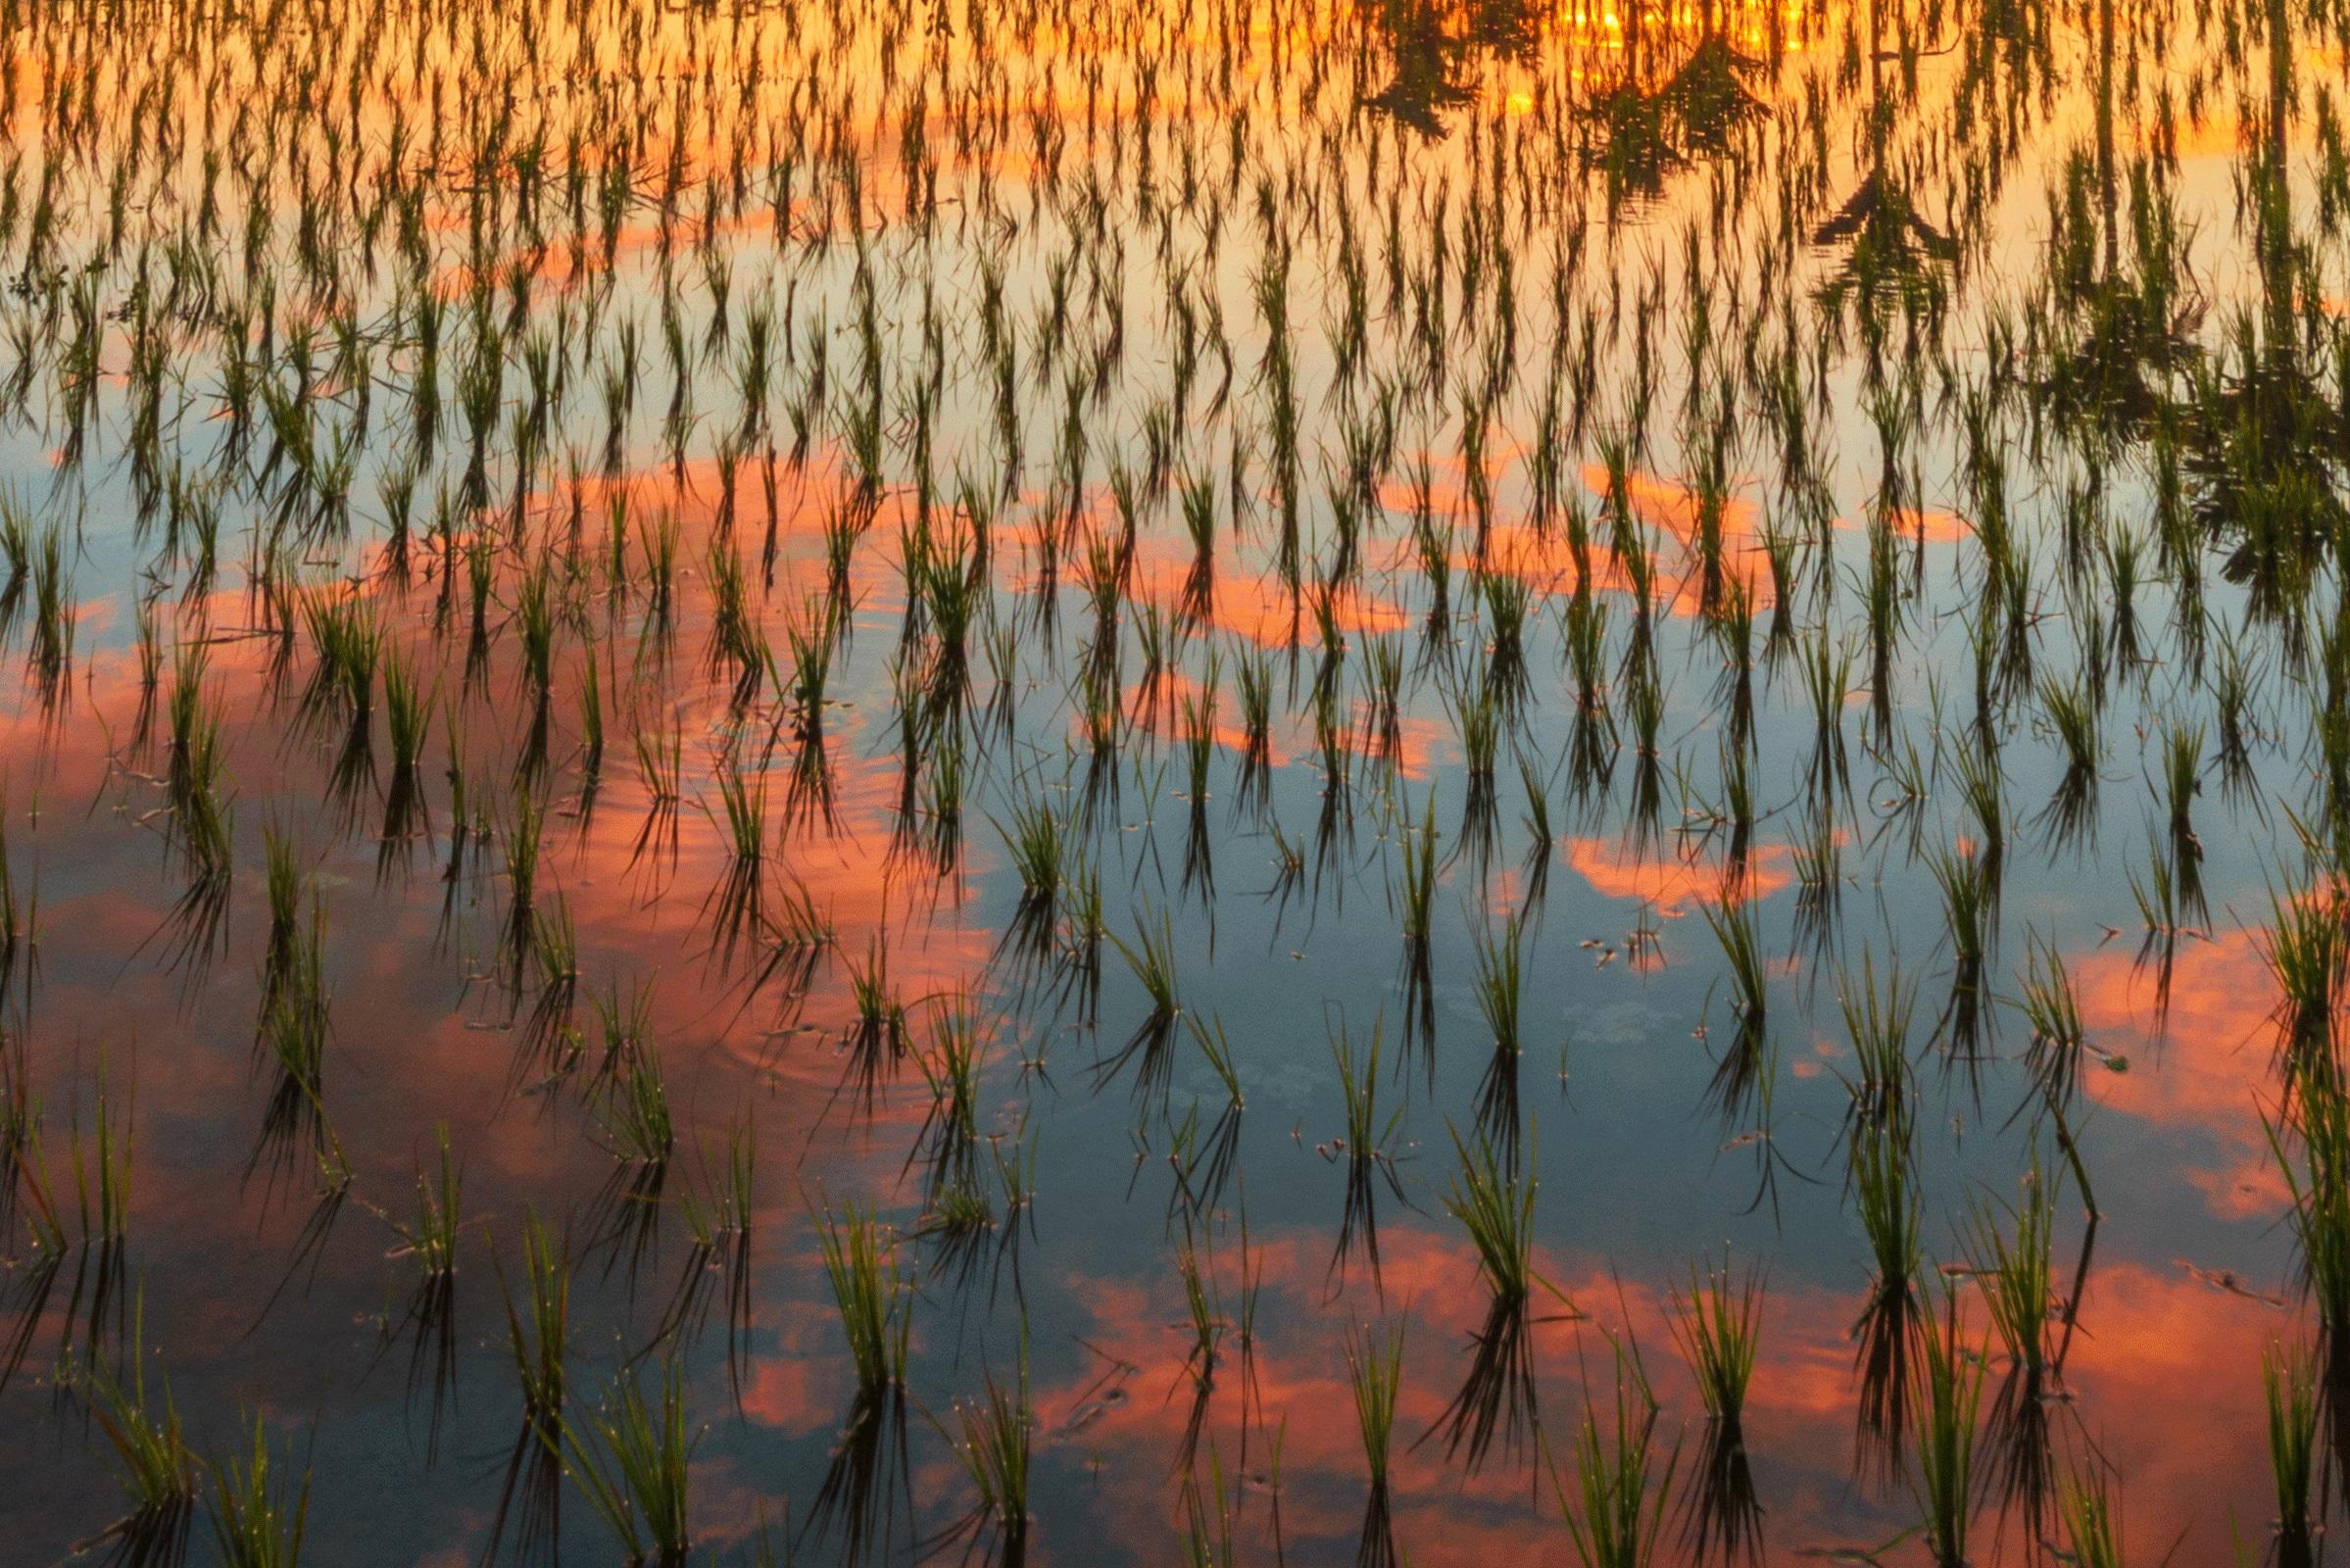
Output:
[1672, 1256, 1762, 1430]
[558, 1360, 696, 1566]
[1100, 907, 1183, 1097]
[1426, 1123, 1563, 1469]
[2037, 671, 2100, 827]
[1701, 895, 1767, 1035]
[705, 758, 769, 945]
[1331, 1021, 1404, 1286]
[1672, 1254, 1765, 1559]
[252, 894, 331, 1175]
[1474, 906, 1527, 1058]
[596, 1034, 674, 1171]
[2057, 1462, 2127, 1568]
[1837, 948, 1916, 1131]
[1559, 1331, 1678, 1568]
[914, 996, 986, 1194]
[842, 937, 911, 1103]
[1397, 792, 1440, 1031]
[1447, 1123, 1542, 1311]
[2018, 931, 2092, 1110]
[937, 1348, 1032, 1562]
[2264, 1338, 2319, 1567]
[1849, 1100, 1923, 1475]
[2266, 879, 2346, 1082]
[2271, 1065, 2350, 1380]
[817, 1204, 911, 1396]
[1906, 1293, 1983, 1568]
[1347, 1318, 1405, 1567]
[207, 1417, 311, 1568]
[76, 1295, 199, 1566]
[487, 1213, 568, 1565]
[386, 1122, 464, 1444]
[1965, 1159, 2054, 1378]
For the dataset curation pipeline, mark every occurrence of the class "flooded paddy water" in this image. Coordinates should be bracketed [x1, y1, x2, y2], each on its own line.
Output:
[1, 0, 2348, 1560]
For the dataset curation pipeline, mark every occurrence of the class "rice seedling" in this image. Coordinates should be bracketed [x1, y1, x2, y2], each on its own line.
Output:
[1331, 1021, 1405, 1287]
[1396, 791, 1440, 1039]
[251, 896, 330, 1180]
[1101, 907, 1183, 1098]
[705, 759, 769, 949]
[840, 936, 911, 1105]
[936, 1347, 1032, 1564]
[1914, 1295, 1985, 1568]
[0, 808, 30, 1005]
[1346, 1319, 1405, 1568]
[1472, 903, 1530, 1143]
[2272, 1064, 2350, 1381]
[1849, 1101, 1924, 1478]
[386, 1123, 463, 1446]
[817, 1203, 911, 1397]
[1177, 1446, 1245, 1568]
[1926, 845, 1994, 1062]
[1559, 1331, 1678, 1568]
[0, 1096, 66, 1392]
[597, 1034, 674, 1171]
[1172, 1225, 1227, 1468]
[1426, 1122, 1563, 1469]
[2018, 931, 2106, 1112]
[1473, 906, 1526, 1058]
[2038, 671, 2101, 832]
[2266, 1338, 2320, 1568]
[0, 1024, 31, 1229]
[1189, 1012, 1245, 1119]
[998, 793, 1065, 920]
[206, 1418, 310, 1568]
[74, 1294, 199, 1568]
[1966, 1160, 2055, 1380]
[300, 587, 380, 724]
[1671, 1250, 1765, 1559]
[557, 1360, 695, 1567]
[26, 519, 73, 693]
[914, 996, 987, 1195]
[661, 1117, 759, 1360]
[71, 1061, 135, 1283]
[629, 713, 684, 876]
[487, 1214, 569, 1565]
[1701, 894, 1767, 1040]
[2056, 1462, 2129, 1568]
[1837, 949, 1917, 1133]
[2160, 719, 2204, 867]
[1802, 631, 1853, 789]
[379, 645, 431, 842]
[2266, 880, 2345, 1082]
[1952, 737, 2007, 862]
[1673, 1256, 1762, 1431]
[501, 787, 544, 977]
[805, 1194, 915, 1563]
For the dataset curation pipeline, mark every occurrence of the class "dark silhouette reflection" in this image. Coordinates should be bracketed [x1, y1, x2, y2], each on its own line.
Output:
[2177, 0, 2343, 634]
[1681, 1415, 1763, 1562]
[1423, 1292, 1542, 1474]
[801, 1387, 911, 1567]
[1849, 1277, 1922, 1484]
[1979, 1361, 2055, 1549]
[1579, 4, 1770, 206]
[1847, 1109, 1924, 1485]
[1330, 1023, 1408, 1295]
[1418, 1128, 1566, 1474]
[1814, 0, 1957, 319]
[483, 1217, 569, 1568]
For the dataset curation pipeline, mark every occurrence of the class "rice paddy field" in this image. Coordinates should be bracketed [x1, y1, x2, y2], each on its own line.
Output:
[5, 0, 2350, 1560]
